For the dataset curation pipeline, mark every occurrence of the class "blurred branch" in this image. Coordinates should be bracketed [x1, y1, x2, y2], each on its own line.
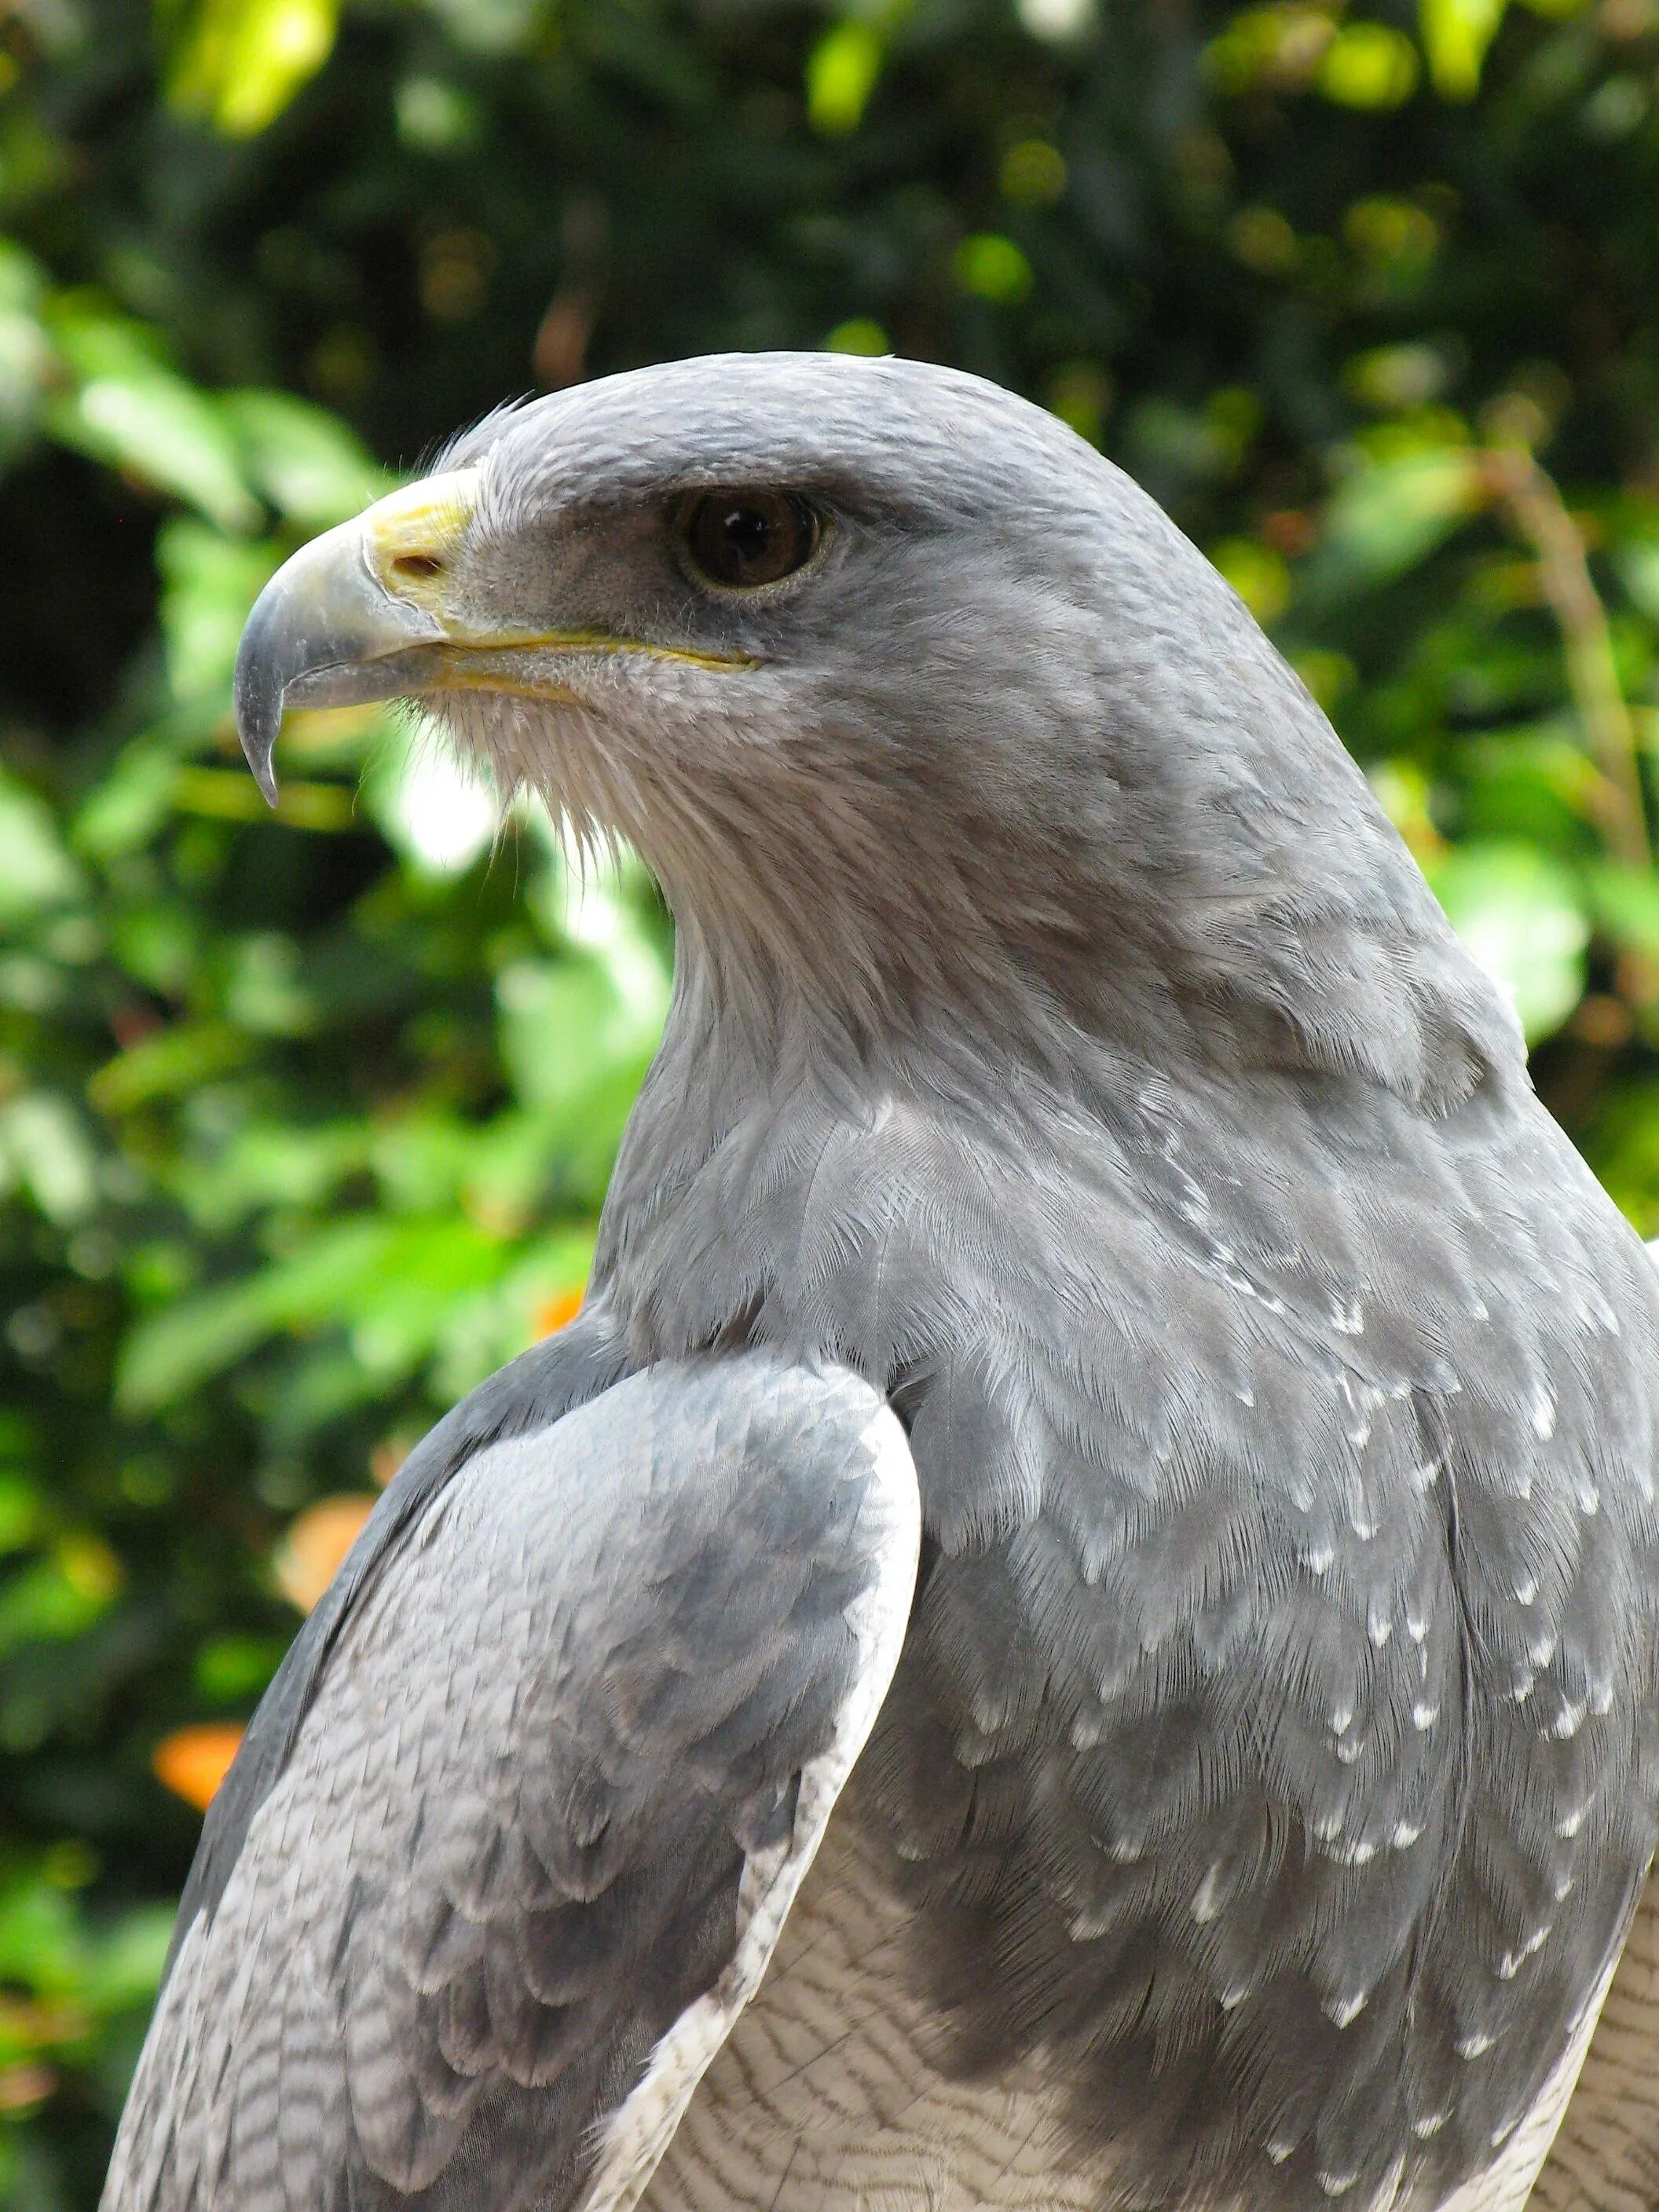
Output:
[1478, 445, 1652, 875]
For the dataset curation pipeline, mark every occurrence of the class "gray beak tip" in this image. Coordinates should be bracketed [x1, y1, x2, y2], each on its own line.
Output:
[233, 651, 283, 808]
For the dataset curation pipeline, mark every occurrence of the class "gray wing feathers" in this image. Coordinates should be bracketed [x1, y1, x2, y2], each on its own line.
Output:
[105, 1353, 919, 2212]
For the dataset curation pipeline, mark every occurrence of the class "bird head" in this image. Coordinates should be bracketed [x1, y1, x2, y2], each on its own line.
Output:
[236, 352, 1516, 1101]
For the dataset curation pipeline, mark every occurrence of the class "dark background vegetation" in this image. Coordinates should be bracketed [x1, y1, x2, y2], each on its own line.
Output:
[5, 0, 1659, 2197]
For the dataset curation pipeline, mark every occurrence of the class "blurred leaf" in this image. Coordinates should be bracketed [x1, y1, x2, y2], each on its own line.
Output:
[87, 1024, 252, 1115]
[167, 0, 339, 137]
[1584, 863, 1659, 964]
[222, 392, 390, 528]
[0, 1096, 98, 1225]
[1317, 445, 1481, 588]
[1419, 0, 1509, 98]
[807, 21, 884, 135]
[1317, 23, 1419, 107]
[45, 310, 260, 531]
[0, 776, 82, 924]
[1429, 840, 1588, 1042]
[156, 520, 277, 701]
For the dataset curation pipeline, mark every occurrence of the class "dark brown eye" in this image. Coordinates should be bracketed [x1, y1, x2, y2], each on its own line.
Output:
[681, 491, 822, 590]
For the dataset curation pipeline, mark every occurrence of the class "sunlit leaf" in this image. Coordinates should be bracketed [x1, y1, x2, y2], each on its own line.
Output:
[1317, 445, 1481, 589]
[0, 774, 82, 923]
[167, 0, 339, 137]
[806, 20, 883, 134]
[1419, 0, 1508, 98]
[157, 518, 280, 700]
[1317, 22, 1419, 107]
[223, 390, 390, 528]
[1429, 841, 1588, 1043]
[45, 311, 258, 531]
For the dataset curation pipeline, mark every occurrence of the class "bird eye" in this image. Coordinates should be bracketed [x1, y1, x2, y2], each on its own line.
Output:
[679, 491, 822, 591]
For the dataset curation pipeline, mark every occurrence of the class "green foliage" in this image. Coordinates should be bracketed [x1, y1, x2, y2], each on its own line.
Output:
[6, 0, 1659, 2197]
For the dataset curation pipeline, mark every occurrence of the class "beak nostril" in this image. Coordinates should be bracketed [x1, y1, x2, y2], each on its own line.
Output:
[393, 553, 446, 581]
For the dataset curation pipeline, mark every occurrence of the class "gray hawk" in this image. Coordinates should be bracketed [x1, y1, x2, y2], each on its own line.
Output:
[104, 353, 1659, 2212]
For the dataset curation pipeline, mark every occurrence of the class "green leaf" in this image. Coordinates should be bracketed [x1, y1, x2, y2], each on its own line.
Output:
[1319, 445, 1481, 588]
[806, 21, 884, 135]
[0, 1093, 99, 1225]
[88, 1022, 253, 1115]
[45, 310, 259, 531]
[167, 0, 340, 137]
[222, 391, 390, 529]
[1419, 0, 1509, 98]
[157, 518, 280, 700]
[1429, 841, 1589, 1044]
[0, 773, 83, 924]
[1584, 862, 1659, 964]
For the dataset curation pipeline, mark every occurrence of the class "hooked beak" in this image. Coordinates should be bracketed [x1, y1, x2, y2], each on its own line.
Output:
[234, 471, 485, 805]
[235, 467, 760, 804]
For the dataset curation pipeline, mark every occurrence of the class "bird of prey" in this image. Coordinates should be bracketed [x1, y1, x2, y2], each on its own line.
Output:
[105, 354, 1659, 2212]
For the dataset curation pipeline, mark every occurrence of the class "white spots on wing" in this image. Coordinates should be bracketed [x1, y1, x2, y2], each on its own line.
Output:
[1549, 1699, 1586, 1741]
[1411, 2110, 1451, 2141]
[1457, 2031, 1497, 2060]
[1331, 1299, 1364, 1337]
[1551, 1871, 1576, 1902]
[1367, 1599, 1392, 1648]
[1504, 1668, 1535, 1705]
[1192, 1864, 1226, 1925]
[1335, 1734, 1366, 1767]
[1409, 1459, 1441, 1495]
[1528, 1632, 1557, 1668]
[1325, 1990, 1368, 2030]
[1404, 1608, 1427, 1646]
[1530, 1386, 1557, 1442]
[1068, 1906, 1114, 1941]
[1591, 1675, 1615, 1716]
[1412, 1700, 1440, 1731]
[1335, 1377, 1382, 1449]
[1555, 1802, 1591, 1839]
[1305, 1542, 1335, 1577]
[1219, 1983, 1252, 2011]
[1491, 2113, 1520, 2150]
[1334, 1838, 1376, 1866]
[1235, 1385, 1255, 1408]
[1317, 2166, 1361, 2197]
[1496, 1925, 1553, 1979]
[1266, 2140, 1297, 2166]
[1109, 1836, 1144, 1865]
[1512, 1574, 1537, 1606]
[1349, 1507, 1377, 1541]
[1312, 1811, 1346, 1844]
[1391, 1819, 1423, 1850]
[1576, 1477, 1600, 1517]
[1330, 1705, 1353, 1736]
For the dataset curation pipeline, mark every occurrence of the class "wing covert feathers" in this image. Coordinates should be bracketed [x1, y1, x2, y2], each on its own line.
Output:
[103, 1353, 920, 2212]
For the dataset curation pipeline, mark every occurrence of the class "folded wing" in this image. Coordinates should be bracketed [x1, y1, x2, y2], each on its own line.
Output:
[104, 1353, 919, 2212]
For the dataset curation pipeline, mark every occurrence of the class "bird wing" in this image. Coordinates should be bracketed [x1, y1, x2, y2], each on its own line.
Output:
[171, 1295, 635, 1957]
[104, 1351, 919, 2212]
